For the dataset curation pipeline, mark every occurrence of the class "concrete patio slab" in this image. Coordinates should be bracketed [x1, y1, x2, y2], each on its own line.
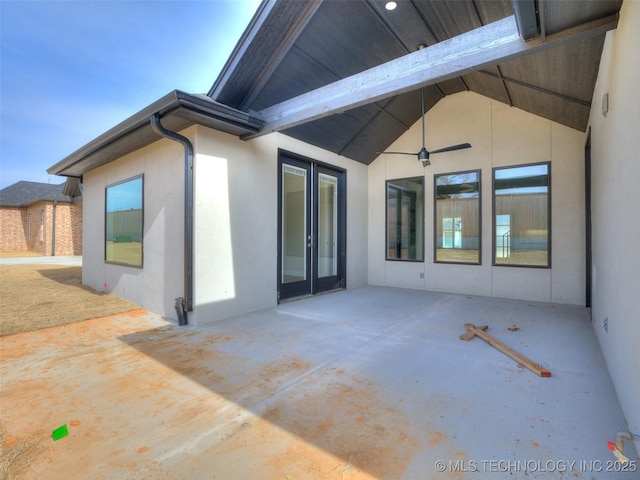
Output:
[1, 287, 637, 479]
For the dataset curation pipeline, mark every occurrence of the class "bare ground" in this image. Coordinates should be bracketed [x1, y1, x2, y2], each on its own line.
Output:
[0, 263, 139, 337]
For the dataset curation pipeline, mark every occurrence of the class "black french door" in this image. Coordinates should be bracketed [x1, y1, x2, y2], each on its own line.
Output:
[278, 151, 346, 301]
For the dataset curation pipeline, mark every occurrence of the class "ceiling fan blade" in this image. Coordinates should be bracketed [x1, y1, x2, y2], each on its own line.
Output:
[377, 151, 420, 156]
[429, 143, 472, 155]
[378, 83, 470, 163]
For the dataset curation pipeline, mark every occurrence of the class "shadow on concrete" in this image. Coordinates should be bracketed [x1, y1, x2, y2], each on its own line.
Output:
[117, 287, 637, 478]
[117, 288, 448, 477]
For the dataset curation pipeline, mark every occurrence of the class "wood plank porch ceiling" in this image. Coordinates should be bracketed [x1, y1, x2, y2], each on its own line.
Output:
[209, 0, 622, 165]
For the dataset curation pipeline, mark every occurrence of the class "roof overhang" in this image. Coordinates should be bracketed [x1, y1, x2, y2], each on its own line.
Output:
[243, 12, 618, 139]
[47, 90, 264, 178]
[209, 0, 622, 164]
[49, 0, 623, 175]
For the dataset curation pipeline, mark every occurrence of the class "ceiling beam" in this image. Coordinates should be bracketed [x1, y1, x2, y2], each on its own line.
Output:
[244, 12, 618, 139]
[512, 0, 539, 40]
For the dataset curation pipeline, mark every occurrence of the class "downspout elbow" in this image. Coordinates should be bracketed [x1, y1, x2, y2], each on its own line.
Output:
[150, 113, 193, 326]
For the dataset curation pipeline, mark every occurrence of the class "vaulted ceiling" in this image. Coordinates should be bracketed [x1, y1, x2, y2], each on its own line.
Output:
[209, 0, 622, 164]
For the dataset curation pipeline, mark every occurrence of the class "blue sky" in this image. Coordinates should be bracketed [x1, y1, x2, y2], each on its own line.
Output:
[0, 0, 260, 189]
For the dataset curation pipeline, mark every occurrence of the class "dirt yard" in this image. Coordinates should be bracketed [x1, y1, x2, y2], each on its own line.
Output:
[0, 262, 139, 336]
[0, 257, 142, 477]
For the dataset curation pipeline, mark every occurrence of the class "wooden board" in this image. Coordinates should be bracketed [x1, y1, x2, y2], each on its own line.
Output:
[461, 323, 552, 377]
[459, 324, 487, 341]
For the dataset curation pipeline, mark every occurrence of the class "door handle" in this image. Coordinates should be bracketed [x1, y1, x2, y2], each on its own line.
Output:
[307, 235, 314, 248]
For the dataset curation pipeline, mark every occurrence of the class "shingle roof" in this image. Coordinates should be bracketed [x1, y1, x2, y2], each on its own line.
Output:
[0, 181, 74, 207]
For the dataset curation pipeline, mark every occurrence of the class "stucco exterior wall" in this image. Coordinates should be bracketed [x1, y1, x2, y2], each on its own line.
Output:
[586, 0, 640, 437]
[82, 134, 185, 318]
[191, 127, 368, 325]
[368, 91, 585, 305]
[81, 125, 368, 325]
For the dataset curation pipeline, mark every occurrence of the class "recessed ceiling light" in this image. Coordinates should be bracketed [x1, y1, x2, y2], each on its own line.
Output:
[385, 1, 397, 11]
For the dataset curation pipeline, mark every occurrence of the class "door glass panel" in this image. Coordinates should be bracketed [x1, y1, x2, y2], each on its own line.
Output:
[318, 173, 338, 278]
[282, 165, 307, 284]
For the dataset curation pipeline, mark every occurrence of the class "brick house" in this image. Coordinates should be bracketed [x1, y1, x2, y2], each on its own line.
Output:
[0, 180, 82, 256]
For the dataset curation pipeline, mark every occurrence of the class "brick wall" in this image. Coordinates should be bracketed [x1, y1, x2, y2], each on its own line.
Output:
[0, 201, 83, 255]
[26, 202, 47, 254]
[0, 207, 28, 251]
[52, 202, 83, 255]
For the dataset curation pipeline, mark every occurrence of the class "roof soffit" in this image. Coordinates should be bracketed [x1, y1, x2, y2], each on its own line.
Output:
[210, 0, 622, 165]
[245, 12, 618, 137]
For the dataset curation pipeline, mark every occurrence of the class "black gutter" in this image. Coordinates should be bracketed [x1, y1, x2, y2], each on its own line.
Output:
[150, 113, 193, 326]
[47, 90, 263, 178]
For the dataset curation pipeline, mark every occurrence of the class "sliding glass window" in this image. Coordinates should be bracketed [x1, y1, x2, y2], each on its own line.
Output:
[386, 177, 424, 261]
[105, 175, 143, 267]
[493, 163, 550, 267]
[435, 170, 481, 264]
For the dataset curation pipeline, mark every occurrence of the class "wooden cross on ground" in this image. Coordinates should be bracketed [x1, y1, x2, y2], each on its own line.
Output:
[461, 323, 552, 378]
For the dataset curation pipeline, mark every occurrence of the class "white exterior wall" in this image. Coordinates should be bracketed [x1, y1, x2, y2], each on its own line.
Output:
[82, 134, 186, 318]
[191, 127, 368, 325]
[368, 91, 585, 305]
[587, 0, 640, 436]
[83, 126, 368, 325]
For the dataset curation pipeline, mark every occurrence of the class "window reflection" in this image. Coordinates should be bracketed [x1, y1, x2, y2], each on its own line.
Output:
[493, 163, 550, 267]
[105, 175, 143, 266]
[435, 170, 481, 264]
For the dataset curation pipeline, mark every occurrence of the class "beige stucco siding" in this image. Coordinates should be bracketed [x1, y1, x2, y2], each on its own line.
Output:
[368, 91, 585, 305]
[81, 125, 368, 325]
[587, 0, 640, 437]
[191, 127, 368, 325]
[82, 134, 185, 318]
